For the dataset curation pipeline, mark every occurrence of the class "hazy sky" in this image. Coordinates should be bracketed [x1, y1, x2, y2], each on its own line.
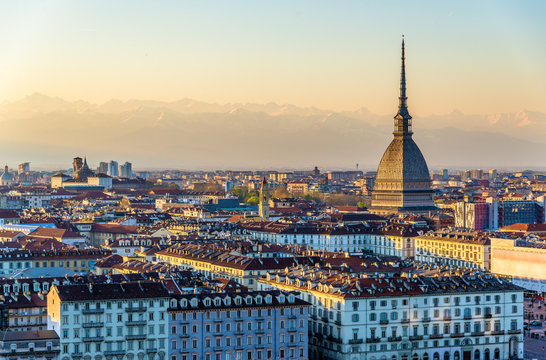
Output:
[0, 1, 545, 115]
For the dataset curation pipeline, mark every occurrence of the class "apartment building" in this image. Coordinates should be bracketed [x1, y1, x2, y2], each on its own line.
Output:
[0, 249, 110, 276]
[168, 290, 310, 360]
[0, 330, 60, 360]
[47, 281, 170, 359]
[241, 221, 371, 253]
[413, 232, 491, 270]
[156, 243, 309, 289]
[259, 269, 524, 360]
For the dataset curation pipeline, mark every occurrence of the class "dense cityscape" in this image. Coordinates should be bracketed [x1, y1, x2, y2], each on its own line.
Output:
[0, 37, 544, 360]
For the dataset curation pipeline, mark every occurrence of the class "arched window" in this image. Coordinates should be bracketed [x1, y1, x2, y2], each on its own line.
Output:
[454, 351, 460, 360]
[474, 349, 480, 360]
[484, 349, 490, 360]
[433, 353, 440, 360]
[494, 349, 500, 359]
[423, 353, 429, 360]
[444, 352, 450, 360]
[392, 356, 397, 360]
[412, 354, 419, 360]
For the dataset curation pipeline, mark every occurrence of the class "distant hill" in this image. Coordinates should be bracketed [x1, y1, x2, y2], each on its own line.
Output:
[0, 94, 544, 169]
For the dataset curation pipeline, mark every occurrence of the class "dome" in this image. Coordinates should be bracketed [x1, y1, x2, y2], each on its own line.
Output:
[375, 136, 431, 184]
[0, 166, 13, 184]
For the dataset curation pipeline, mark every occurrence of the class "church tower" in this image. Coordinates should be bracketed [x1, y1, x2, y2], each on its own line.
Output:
[370, 38, 436, 215]
[258, 177, 270, 221]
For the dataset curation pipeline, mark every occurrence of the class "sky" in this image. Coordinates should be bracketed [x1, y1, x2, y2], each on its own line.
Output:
[0, 1, 545, 115]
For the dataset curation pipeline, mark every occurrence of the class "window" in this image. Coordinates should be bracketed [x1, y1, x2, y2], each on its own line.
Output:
[352, 314, 359, 322]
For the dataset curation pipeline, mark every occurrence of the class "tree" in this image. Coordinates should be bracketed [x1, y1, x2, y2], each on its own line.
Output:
[246, 195, 259, 205]
[273, 186, 291, 199]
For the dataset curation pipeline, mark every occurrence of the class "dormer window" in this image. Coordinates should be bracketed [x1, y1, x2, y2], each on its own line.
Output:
[255, 296, 262, 304]
[204, 298, 211, 307]
[180, 299, 188, 308]
[235, 297, 242, 305]
[278, 294, 285, 304]
[245, 296, 252, 305]
[170, 299, 177, 308]
[288, 295, 295, 303]
[265, 295, 272, 304]
[224, 297, 231, 306]
[214, 298, 221, 306]
[190, 298, 198, 308]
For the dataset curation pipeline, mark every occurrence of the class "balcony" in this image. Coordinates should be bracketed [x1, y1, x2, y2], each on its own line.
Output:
[288, 314, 297, 319]
[401, 318, 410, 324]
[104, 350, 126, 356]
[146, 348, 158, 353]
[126, 334, 147, 340]
[463, 314, 472, 320]
[379, 319, 389, 325]
[450, 333, 464, 338]
[71, 352, 83, 358]
[491, 330, 504, 336]
[507, 329, 521, 334]
[82, 322, 104, 328]
[288, 327, 297, 333]
[366, 337, 381, 344]
[422, 317, 431, 322]
[126, 320, 147, 326]
[443, 316, 452, 321]
[334, 320, 342, 326]
[82, 336, 104, 342]
[409, 335, 423, 341]
[430, 334, 443, 339]
[126, 307, 147, 313]
[321, 316, 329, 323]
[348, 338, 363, 344]
[82, 308, 104, 314]
[388, 336, 402, 342]
[471, 331, 485, 337]
[484, 314, 492, 319]
[326, 335, 342, 344]
[310, 314, 317, 320]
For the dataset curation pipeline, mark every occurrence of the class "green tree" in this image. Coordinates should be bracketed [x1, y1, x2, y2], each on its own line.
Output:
[246, 195, 259, 205]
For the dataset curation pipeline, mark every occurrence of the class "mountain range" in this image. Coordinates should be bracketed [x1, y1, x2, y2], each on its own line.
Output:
[0, 93, 544, 170]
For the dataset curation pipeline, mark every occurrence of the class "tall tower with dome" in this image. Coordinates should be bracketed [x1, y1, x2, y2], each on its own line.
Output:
[370, 38, 436, 215]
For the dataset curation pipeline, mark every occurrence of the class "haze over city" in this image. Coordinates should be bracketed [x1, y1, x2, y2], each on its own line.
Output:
[0, 1, 545, 169]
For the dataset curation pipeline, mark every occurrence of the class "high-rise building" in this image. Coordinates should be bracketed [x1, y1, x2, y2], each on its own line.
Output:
[370, 39, 435, 215]
[119, 162, 133, 178]
[489, 169, 498, 182]
[471, 169, 483, 180]
[17, 162, 30, 175]
[455, 198, 545, 230]
[442, 169, 449, 181]
[98, 161, 108, 174]
[108, 160, 119, 177]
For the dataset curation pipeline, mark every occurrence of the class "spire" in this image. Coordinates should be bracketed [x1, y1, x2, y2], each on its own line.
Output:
[393, 36, 412, 136]
[399, 36, 408, 112]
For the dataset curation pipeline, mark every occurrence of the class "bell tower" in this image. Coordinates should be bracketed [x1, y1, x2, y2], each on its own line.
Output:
[258, 177, 270, 221]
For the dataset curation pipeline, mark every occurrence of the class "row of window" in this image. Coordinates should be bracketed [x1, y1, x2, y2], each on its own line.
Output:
[171, 347, 305, 360]
[171, 332, 306, 350]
